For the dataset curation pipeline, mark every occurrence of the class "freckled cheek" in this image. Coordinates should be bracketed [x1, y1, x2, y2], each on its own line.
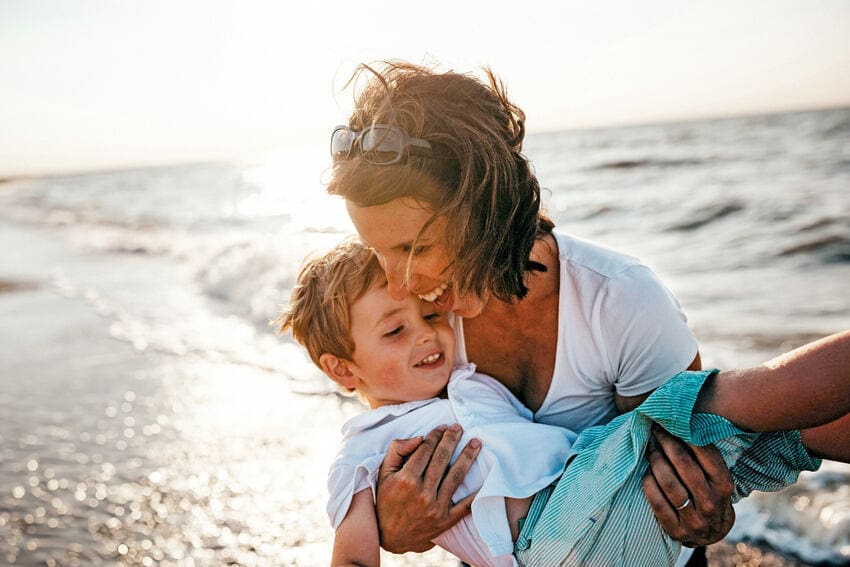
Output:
[413, 256, 451, 282]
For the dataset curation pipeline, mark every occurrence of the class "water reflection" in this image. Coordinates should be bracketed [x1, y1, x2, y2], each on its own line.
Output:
[1, 349, 456, 566]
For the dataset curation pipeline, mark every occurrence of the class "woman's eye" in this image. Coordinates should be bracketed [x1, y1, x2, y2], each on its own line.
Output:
[400, 244, 428, 256]
[384, 326, 403, 337]
[424, 313, 440, 322]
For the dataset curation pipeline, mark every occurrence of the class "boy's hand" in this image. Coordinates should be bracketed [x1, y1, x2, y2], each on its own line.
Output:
[375, 424, 481, 553]
[642, 425, 735, 547]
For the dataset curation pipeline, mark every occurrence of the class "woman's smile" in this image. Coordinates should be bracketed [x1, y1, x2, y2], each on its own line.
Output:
[418, 282, 448, 303]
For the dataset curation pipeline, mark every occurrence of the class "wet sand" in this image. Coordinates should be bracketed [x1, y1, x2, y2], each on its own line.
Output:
[0, 280, 459, 566]
[707, 542, 820, 566]
[0, 282, 814, 566]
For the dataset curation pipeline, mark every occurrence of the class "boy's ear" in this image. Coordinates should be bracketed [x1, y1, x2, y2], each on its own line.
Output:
[319, 353, 358, 389]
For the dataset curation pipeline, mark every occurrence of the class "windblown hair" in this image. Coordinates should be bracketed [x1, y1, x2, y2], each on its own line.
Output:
[328, 61, 553, 302]
[275, 238, 385, 368]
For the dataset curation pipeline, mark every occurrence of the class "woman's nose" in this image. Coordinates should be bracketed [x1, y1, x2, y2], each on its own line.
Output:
[383, 259, 409, 300]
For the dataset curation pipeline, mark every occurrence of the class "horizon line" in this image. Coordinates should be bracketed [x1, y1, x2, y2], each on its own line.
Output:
[2, 102, 848, 180]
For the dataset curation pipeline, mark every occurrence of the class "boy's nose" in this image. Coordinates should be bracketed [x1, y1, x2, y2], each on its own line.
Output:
[416, 323, 437, 345]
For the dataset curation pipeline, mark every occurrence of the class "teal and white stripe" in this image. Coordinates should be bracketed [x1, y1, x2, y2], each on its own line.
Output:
[515, 369, 821, 567]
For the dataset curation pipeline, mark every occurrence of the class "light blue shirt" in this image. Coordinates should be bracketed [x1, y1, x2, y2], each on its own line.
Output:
[514, 370, 822, 567]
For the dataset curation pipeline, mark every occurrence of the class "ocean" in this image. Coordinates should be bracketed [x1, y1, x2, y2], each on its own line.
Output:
[1, 107, 848, 566]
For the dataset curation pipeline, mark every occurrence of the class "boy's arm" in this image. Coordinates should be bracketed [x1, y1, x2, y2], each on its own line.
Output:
[695, 330, 850, 434]
[800, 413, 850, 461]
[332, 489, 381, 567]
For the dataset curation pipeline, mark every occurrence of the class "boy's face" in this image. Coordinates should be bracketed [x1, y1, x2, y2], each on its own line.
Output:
[346, 280, 455, 408]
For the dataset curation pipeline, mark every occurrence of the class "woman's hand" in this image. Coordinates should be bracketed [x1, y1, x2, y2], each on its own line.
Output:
[375, 424, 481, 553]
[642, 425, 735, 547]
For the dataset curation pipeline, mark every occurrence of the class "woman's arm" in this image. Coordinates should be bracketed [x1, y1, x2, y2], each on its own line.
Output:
[695, 330, 850, 452]
[332, 489, 381, 567]
[374, 425, 481, 553]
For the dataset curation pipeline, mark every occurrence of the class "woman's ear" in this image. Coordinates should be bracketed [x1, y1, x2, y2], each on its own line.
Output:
[319, 353, 358, 390]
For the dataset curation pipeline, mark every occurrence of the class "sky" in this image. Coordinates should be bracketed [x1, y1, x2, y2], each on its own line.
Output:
[1, 0, 849, 177]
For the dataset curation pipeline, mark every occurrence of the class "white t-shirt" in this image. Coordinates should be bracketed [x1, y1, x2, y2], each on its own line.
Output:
[326, 364, 577, 567]
[455, 231, 698, 432]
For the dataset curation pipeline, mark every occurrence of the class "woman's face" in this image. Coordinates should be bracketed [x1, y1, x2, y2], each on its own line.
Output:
[346, 197, 487, 318]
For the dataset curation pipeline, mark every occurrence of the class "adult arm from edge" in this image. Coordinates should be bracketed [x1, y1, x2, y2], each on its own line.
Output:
[695, 330, 850, 462]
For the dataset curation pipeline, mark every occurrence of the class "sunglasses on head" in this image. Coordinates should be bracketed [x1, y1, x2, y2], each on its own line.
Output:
[331, 124, 432, 165]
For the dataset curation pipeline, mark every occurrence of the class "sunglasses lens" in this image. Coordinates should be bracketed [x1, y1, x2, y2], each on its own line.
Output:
[360, 127, 402, 164]
[331, 128, 355, 159]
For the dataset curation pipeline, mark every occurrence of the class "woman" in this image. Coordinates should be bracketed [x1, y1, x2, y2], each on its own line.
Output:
[327, 61, 735, 564]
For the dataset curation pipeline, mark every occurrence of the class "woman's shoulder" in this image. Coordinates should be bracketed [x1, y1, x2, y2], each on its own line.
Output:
[550, 231, 645, 279]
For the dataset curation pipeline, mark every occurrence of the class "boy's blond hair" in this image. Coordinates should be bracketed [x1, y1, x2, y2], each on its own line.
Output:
[276, 238, 385, 367]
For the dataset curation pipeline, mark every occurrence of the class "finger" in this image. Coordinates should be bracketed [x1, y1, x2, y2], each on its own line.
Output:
[651, 427, 712, 505]
[642, 472, 683, 539]
[436, 437, 481, 503]
[398, 426, 445, 480]
[378, 436, 425, 483]
[447, 490, 478, 526]
[382, 435, 424, 472]
[689, 444, 734, 498]
[646, 430, 691, 510]
[423, 423, 463, 491]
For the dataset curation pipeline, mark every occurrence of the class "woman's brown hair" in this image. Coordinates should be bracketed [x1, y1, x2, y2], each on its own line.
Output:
[328, 61, 553, 302]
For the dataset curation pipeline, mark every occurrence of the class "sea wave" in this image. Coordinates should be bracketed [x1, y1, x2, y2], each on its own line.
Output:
[779, 234, 850, 262]
[589, 157, 706, 170]
[663, 202, 746, 232]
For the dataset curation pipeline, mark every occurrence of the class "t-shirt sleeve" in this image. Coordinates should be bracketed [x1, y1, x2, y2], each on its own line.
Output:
[326, 456, 381, 529]
[597, 264, 699, 397]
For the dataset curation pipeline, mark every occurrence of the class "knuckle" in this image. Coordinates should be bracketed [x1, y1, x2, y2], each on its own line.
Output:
[658, 477, 679, 495]
[671, 443, 692, 462]
[717, 478, 735, 498]
[701, 501, 717, 517]
[397, 475, 417, 492]
[425, 430, 443, 445]
[433, 444, 451, 463]
[447, 467, 465, 486]
[420, 503, 439, 518]
[689, 517, 709, 535]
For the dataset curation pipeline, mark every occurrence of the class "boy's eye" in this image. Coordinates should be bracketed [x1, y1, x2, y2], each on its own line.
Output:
[424, 312, 440, 322]
[384, 326, 403, 337]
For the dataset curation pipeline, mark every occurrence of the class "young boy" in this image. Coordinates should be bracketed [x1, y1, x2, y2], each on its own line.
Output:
[277, 238, 850, 567]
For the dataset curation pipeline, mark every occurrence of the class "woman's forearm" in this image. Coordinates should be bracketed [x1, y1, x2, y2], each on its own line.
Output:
[695, 330, 850, 432]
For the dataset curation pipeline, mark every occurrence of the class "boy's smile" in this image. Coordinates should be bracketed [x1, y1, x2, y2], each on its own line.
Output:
[344, 280, 455, 408]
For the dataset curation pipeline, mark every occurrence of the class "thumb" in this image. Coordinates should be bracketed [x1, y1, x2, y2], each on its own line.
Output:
[380, 436, 424, 475]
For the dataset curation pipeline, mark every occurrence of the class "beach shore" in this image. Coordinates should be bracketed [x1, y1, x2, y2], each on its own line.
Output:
[0, 278, 816, 567]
